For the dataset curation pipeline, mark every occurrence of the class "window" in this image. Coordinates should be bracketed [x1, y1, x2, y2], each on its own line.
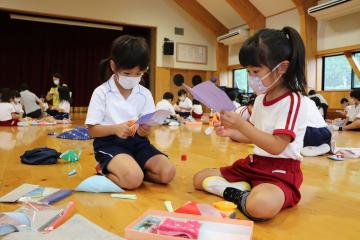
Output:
[322, 52, 360, 90]
[233, 68, 253, 93]
[354, 52, 360, 88]
[323, 54, 352, 90]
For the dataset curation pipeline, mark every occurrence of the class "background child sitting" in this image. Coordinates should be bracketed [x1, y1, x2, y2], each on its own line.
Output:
[0, 88, 21, 126]
[191, 99, 203, 119]
[11, 90, 24, 117]
[310, 96, 325, 118]
[174, 89, 192, 118]
[235, 94, 256, 121]
[53, 85, 71, 120]
[156, 92, 178, 119]
[227, 89, 241, 110]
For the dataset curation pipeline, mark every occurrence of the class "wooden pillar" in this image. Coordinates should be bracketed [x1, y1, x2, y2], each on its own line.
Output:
[293, 0, 318, 90]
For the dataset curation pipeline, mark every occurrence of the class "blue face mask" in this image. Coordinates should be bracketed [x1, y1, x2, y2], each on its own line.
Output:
[248, 63, 282, 95]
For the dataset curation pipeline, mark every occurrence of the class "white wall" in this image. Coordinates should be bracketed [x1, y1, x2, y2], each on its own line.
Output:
[266, 9, 300, 32]
[228, 9, 300, 66]
[228, 42, 242, 66]
[0, 0, 217, 71]
[317, 12, 360, 51]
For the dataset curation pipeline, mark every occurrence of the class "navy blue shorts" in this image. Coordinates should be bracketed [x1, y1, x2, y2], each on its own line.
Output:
[93, 133, 165, 174]
[303, 126, 332, 147]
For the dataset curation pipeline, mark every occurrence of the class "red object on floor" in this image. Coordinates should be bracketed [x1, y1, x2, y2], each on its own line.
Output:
[175, 201, 201, 215]
[181, 154, 187, 161]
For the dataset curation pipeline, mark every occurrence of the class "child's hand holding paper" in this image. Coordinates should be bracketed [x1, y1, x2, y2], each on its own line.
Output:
[137, 124, 151, 137]
[220, 111, 242, 129]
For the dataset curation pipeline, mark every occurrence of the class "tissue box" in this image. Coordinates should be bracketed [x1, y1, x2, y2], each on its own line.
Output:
[125, 210, 253, 240]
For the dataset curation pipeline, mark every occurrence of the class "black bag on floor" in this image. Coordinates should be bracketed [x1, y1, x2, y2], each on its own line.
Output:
[20, 147, 61, 165]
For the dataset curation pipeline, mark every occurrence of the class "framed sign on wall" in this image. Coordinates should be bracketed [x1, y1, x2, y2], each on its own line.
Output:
[176, 43, 208, 65]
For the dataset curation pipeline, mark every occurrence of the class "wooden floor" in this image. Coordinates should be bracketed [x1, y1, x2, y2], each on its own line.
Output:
[1, 113, 360, 240]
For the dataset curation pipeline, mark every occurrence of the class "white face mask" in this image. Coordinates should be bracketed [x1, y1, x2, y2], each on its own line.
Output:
[248, 63, 283, 95]
[179, 96, 186, 101]
[117, 74, 141, 89]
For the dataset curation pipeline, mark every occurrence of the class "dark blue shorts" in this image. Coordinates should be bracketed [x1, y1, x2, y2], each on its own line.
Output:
[93, 133, 165, 174]
[303, 126, 332, 147]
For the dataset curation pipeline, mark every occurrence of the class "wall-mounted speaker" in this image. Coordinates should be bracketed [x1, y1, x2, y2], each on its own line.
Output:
[163, 41, 174, 55]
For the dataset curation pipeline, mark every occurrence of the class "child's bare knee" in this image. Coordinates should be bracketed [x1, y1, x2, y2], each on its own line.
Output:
[158, 165, 176, 184]
[246, 195, 282, 219]
[121, 171, 144, 190]
[193, 170, 206, 190]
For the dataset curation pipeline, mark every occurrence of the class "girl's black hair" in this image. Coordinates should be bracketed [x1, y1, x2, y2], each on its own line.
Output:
[350, 89, 360, 101]
[178, 89, 187, 97]
[20, 83, 29, 91]
[247, 94, 257, 106]
[1, 88, 13, 102]
[239, 26, 306, 95]
[311, 96, 321, 108]
[340, 97, 349, 104]
[58, 86, 71, 103]
[308, 90, 316, 95]
[99, 35, 150, 81]
[227, 89, 237, 101]
[163, 92, 174, 101]
[193, 99, 200, 105]
[11, 90, 20, 98]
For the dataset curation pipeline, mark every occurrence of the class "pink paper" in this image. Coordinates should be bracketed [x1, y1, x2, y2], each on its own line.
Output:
[156, 218, 200, 239]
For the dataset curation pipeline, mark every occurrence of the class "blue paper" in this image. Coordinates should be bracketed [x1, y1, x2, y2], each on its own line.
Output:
[137, 110, 171, 126]
[56, 127, 92, 140]
[184, 81, 236, 112]
[75, 175, 124, 193]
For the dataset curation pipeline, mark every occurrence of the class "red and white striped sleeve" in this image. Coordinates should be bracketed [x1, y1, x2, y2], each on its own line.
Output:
[272, 92, 302, 141]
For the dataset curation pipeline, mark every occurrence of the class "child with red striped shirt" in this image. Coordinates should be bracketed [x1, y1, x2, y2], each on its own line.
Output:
[194, 27, 309, 221]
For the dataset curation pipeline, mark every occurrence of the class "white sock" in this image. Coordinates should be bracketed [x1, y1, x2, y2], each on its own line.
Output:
[202, 176, 251, 197]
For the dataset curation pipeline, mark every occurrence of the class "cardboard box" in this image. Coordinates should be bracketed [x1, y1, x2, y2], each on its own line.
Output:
[125, 210, 253, 240]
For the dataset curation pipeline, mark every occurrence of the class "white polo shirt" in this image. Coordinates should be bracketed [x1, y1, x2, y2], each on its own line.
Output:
[347, 104, 360, 122]
[233, 101, 241, 110]
[192, 104, 203, 115]
[12, 102, 24, 114]
[304, 97, 328, 128]
[0, 103, 16, 121]
[236, 105, 251, 121]
[250, 91, 308, 161]
[178, 97, 192, 112]
[59, 101, 71, 113]
[310, 93, 328, 105]
[156, 99, 176, 116]
[85, 75, 155, 125]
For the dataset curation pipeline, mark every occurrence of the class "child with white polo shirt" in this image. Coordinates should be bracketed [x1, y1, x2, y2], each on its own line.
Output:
[235, 94, 256, 121]
[0, 88, 21, 126]
[86, 35, 175, 190]
[175, 89, 192, 118]
[333, 89, 360, 131]
[156, 92, 177, 118]
[301, 97, 332, 156]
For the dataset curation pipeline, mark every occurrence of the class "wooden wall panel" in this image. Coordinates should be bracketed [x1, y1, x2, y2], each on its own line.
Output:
[154, 67, 171, 102]
[319, 90, 351, 109]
